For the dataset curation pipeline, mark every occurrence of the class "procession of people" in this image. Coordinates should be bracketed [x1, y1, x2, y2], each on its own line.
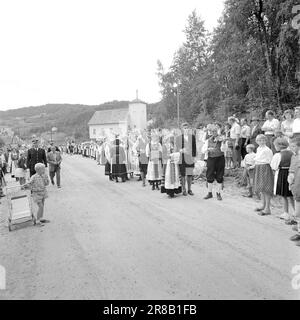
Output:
[57, 106, 300, 246]
[0, 106, 300, 243]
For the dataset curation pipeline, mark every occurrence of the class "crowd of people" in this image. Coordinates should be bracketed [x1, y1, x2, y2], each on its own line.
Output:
[0, 107, 300, 244]
[0, 138, 62, 226]
[63, 107, 300, 246]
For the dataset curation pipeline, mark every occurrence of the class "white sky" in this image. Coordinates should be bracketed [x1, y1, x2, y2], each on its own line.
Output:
[0, 0, 224, 111]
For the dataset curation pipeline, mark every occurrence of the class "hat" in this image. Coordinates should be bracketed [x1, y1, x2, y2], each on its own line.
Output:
[251, 116, 260, 122]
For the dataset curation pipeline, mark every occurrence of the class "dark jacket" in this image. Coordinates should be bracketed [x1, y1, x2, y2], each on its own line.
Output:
[27, 148, 47, 171]
[250, 125, 263, 145]
[175, 134, 196, 167]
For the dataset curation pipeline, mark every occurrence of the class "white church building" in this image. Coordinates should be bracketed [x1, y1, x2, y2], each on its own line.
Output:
[88, 97, 147, 140]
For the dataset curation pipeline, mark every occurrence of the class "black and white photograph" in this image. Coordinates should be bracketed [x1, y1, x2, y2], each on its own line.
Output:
[0, 0, 300, 304]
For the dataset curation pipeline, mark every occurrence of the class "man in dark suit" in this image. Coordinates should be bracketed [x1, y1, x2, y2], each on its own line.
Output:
[175, 123, 197, 196]
[27, 138, 47, 177]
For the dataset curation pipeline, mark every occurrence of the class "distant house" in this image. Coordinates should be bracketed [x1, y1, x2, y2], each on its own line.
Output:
[88, 98, 147, 140]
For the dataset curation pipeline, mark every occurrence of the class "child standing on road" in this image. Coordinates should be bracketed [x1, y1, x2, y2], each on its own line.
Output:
[24, 162, 50, 226]
[271, 138, 294, 223]
[242, 144, 256, 198]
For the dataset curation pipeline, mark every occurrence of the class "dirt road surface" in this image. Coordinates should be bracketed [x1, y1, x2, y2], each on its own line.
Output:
[0, 154, 299, 300]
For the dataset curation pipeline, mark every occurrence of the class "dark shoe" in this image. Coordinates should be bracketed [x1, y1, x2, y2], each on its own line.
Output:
[182, 191, 187, 196]
[290, 234, 300, 241]
[216, 193, 222, 201]
[40, 219, 50, 223]
[285, 219, 297, 225]
[254, 207, 264, 212]
[204, 192, 213, 200]
[258, 211, 271, 216]
[51, 180, 55, 185]
[242, 194, 253, 198]
[188, 190, 194, 196]
[57, 185, 61, 188]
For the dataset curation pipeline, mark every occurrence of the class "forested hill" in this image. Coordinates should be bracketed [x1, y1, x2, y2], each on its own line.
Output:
[0, 101, 159, 142]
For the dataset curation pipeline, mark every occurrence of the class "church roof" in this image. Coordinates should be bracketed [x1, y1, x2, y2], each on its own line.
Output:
[130, 98, 147, 104]
[88, 108, 128, 125]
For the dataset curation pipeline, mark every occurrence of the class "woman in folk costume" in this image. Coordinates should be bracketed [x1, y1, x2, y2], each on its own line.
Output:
[131, 133, 141, 178]
[161, 133, 182, 198]
[110, 136, 127, 182]
[11, 147, 19, 179]
[122, 134, 132, 180]
[99, 138, 107, 165]
[133, 131, 149, 187]
[146, 132, 163, 190]
[104, 138, 113, 181]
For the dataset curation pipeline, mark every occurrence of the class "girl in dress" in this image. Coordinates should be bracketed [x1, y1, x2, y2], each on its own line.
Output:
[271, 138, 294, 223]
[146, 133, 163, 190]
[253, 134, 274, 215]
[161, 134, 182, 198]
[224, 124, 233, 169]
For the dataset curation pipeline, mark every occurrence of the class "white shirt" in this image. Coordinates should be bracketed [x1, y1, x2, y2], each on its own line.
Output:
[261, 118, 280, 135]
[281, 120, 294, 138]
[244, 153, 256, 166]
[270, 152, 281, 171]
[241, 125, 251, 139]
[254, 145, 273, 165]
[230, 122, 241, 139]
[292, 118, 300, 134]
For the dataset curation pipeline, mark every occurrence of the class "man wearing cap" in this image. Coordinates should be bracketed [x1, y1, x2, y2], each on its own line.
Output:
[175, 123, 196, 196]
[27, 138, 47, 177]
[292, 106, 300, 137]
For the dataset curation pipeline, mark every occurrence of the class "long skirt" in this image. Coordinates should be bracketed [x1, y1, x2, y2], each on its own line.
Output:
[274, 168, 293, 197]
[11, 161, 17, 177]
[111, 163, 127, 180]
[254, 164, 274, 195]
[105, 162, 111, 176]
[146, 159, 162, 182]
[161, 161, 182, 196]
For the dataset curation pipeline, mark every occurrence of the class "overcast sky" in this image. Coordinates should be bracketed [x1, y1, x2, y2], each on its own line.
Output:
[0, 0, 224, 111]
